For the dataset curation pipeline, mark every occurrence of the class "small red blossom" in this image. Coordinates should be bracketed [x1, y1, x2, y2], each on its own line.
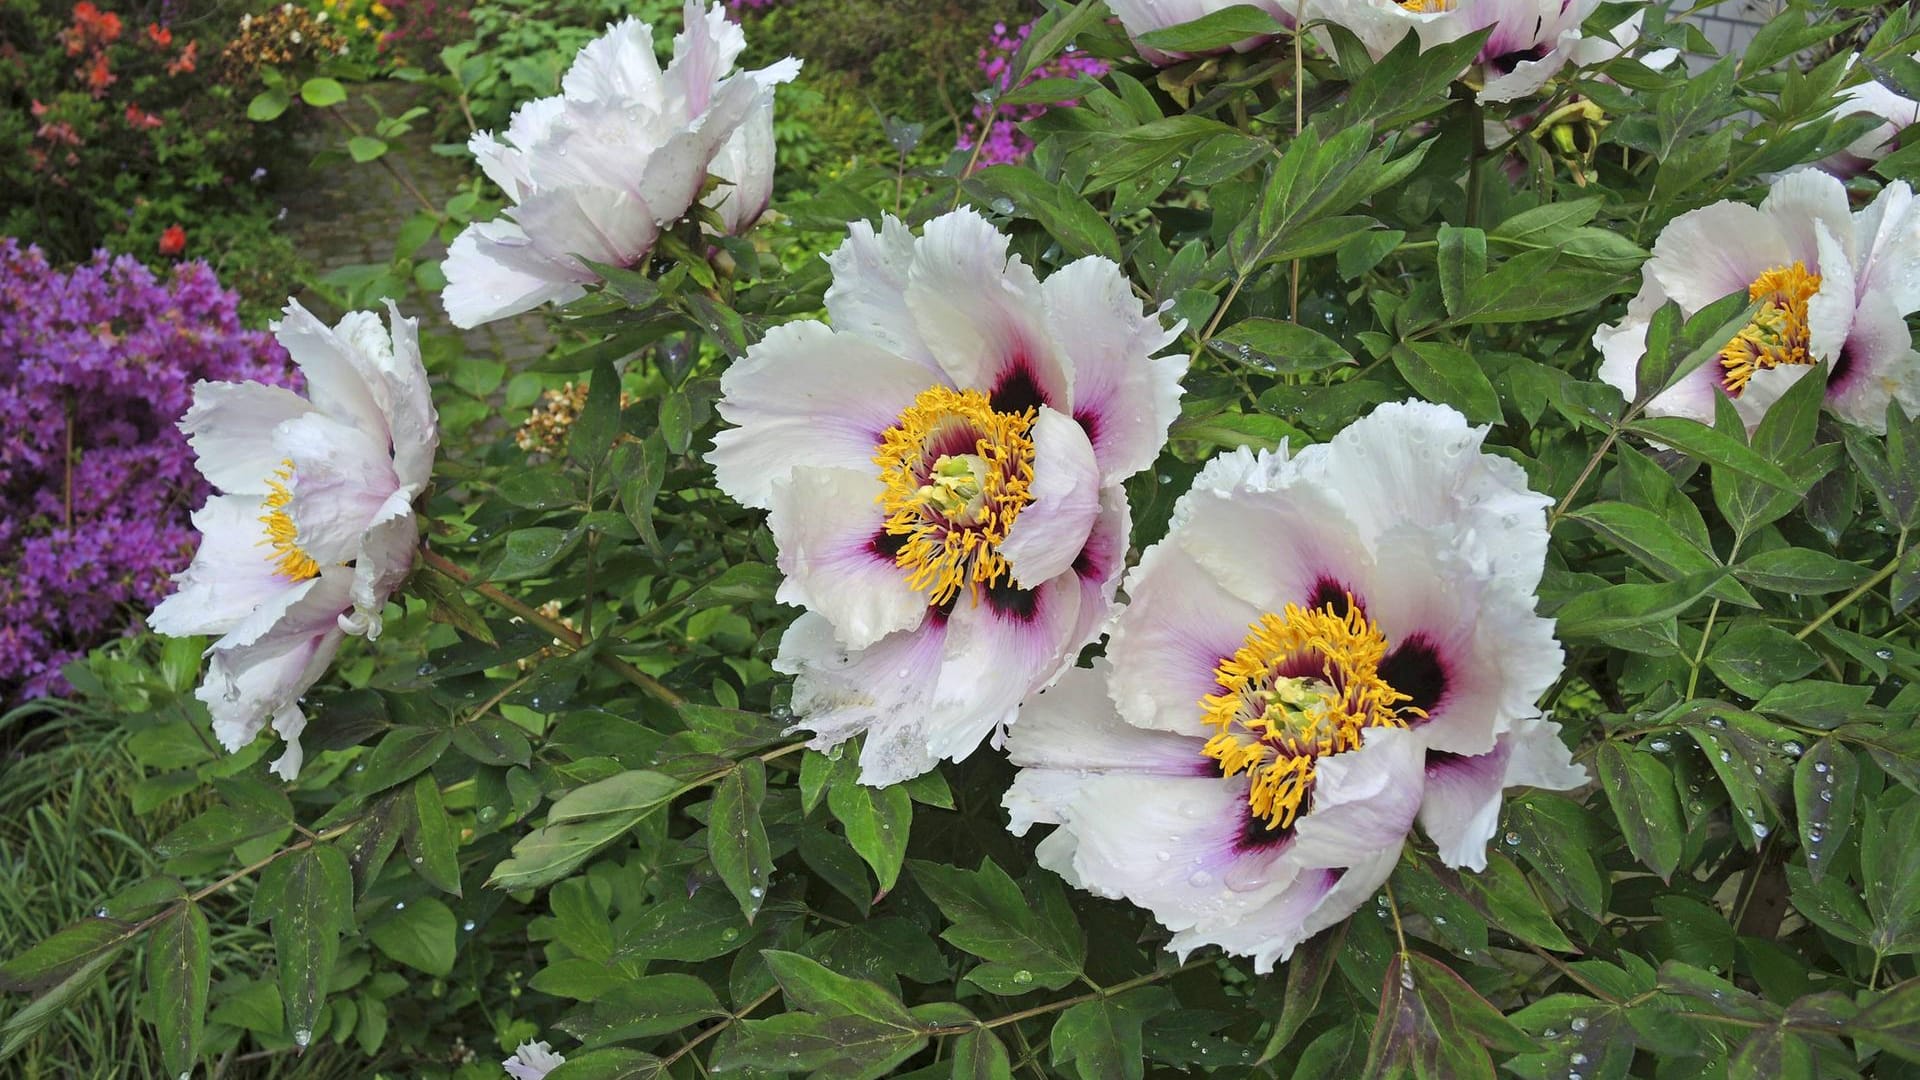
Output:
[147, 22, 172, 47]
[124, 104, 163, 130]
[82, 52, 113, 95]
[166, 40, 197, 75]
[61, 1, 122, 54]
[158, 225, 186, 256]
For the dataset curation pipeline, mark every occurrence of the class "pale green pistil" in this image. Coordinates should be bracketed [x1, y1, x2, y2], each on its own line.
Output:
[915, 453, 991, 525]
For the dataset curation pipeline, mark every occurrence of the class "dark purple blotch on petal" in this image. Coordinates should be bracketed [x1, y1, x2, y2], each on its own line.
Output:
[984, 581, 1040, 622]
[990, 361, 1048, 415]
[1380, 635, 1449, 716]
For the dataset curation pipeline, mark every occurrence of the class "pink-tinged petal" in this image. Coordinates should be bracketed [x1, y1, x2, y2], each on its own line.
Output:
[272, 300, 391, 449]
[148, 494, 308, 641]
[1039, 256, 1187, 484]
[1170, 848, 1398, 973]
[1001, 407, 1102, 589]
[513, 186, 663, 269]
[1004, 661, 1212, 835]
[376, 300, 439, 494]
[1478, 47, 1567, 104]
[708, 320, 936, 509]
[1419, 715, 1585, 871]
[635, 76, 764, 228]
[1109, 0, 1294, 62]
[277, 412, 401, 566]
[442, 219, 590, 329]
[504, 1040, 568, 1080]
[1853, 181, 1920, 315]
[776, 610, 951, 784]
[1761, 169, 1855, 273]
[1173, 463, 1369, 617]
[1734, 363, 1819, 430]
[824, 217, 938, 370]
[905, 208, 1071, 409]
[767, 466, 928, 651]
[663, 1, 746, 115]
[177, 379, 314, 494]
[1291, 724, 1425, 868]
[1310, 0, 1427, 59]
[1828, 292, 1920, 433]
[1036, 771, 1304, 930]
[560, 16, 664, 104]
[1065, 487, 1131, 654]
[343, 492, 420, 640]
[1646, 201, 1790, 313]
[707, 88, 777, 235]
[1105, 536, 1267, 737]
[1304, 400, 1551, 592]
[197, 568, 353, 775]
[1358, 530, 1563, 756]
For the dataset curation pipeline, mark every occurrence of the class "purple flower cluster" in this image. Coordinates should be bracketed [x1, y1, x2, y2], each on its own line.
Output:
[0, 238, 292, 700]
[959, 20, 1109, 166]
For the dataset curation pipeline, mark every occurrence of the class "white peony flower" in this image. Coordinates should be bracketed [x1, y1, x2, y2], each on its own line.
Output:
[148, 300, 438, 780]
[442, 2, 801, 328]
[708, 209, 1187, 786]
[1596, 171, 1920, 433]
[1818, 55, 1919, 178]
[503, 1040, 566, 1080]
[1108, 0, 1296, 65]
[1312, 0, 1663, 104]
[1003, 402, 1580, 972]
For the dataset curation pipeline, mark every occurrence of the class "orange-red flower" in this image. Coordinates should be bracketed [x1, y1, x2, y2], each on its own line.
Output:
[158, 225, 186, 256]
[82, 52, 113, 95]
[125, 104, 163, 130]
[147, 22, 172, 47]
[166, 39, 198, 75]
[62, 2, 122, 54]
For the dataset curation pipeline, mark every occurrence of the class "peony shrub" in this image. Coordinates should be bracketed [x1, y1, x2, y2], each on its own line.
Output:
[5, 3, 1920, 1079]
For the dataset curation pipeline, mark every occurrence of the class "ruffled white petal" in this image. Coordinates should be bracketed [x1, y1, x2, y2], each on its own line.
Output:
[1290, 725, 1426, 867]
[707, 321, 935, 510]
[271, 301, 392, 448]
[177, 381, 313, 494]
[906, 209, 1071, 407]
[1039, 257, 1187, 485]
[1417, 715, 1585, 871]
[1169, 850, 1398, 973]
[442, 220, 588, 329]
[147, 494, 310, 642]
[1104, 536, 1267, 737]
[503, 1039, 568, 1080]
[767, 466, 927, 651]
[277, 413, 400, 566]
[823, 217, 938, 370]
[197, 569, 353, 777]
[1827, 291, 1920, 433]
[343, 492, 420, 640]
[1646, 201, 1790, 312]
[1000, 408, 1102, 589]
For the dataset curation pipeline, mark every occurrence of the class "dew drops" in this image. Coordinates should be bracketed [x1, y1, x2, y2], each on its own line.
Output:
[462, 919, 477, 932]
[1719, 750, 1732, 763]
[1782, 741, 1803, 757]
[95, 907, 108, 918]
[1155, 850, 1171, 863]
[1814, 761, 1830, 774]
[1570, 1017, 1588, 1032]
[293, 1028, 312, 1048]
[1187, 870, 1213, 889]
[1399, 965, 1414, 991]
[394, 900, 405, 910]
[1504, 831, 1521, 846]
[721, 928, 739, 941]
[1012, 969, 1033, 984]
[1875, 648, 1895, 660]
[1708, 717, 1726, 729]
[1820, 789, 1833, 803]
[1647, 739, 1671, 753]
[1543, 1028, 1559, 1039]
[1750, 823, 1770, 839]
[1571, 1052, 1588, 1065]
[748, 886, 765, 899]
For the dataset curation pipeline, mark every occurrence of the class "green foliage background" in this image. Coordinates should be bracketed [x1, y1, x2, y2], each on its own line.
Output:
[7, 0, 1920, 1078]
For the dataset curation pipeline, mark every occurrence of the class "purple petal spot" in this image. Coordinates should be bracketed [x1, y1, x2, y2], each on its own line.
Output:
[990, 362, 1047, 415]
[1380, 635, 1449, 716]
[984, 581, 1040, 622]
[869, 529, 908, 560]
[1306, 576, 1357, 617]
[1072, 407, 1101, 448]
[1830, 340, 1858, 391]
[1235, 793, 1305, 853]
[929, 593, 959, 626]
[1487, 45, 1548, 76]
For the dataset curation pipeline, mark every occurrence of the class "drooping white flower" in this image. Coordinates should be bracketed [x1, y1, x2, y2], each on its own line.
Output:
[503, 1040, 566, 1080]
[148, 300, 438, 780]
[1313, 0, 1663, 104]
[442, 2, 800, 328]
[1818, 56, 1919, 178]
[1108, 0, 1295, 65]
[1003, 402, 1580, 972]
[708, 209, 1187, 786]
[1596, 171, 1920, 433]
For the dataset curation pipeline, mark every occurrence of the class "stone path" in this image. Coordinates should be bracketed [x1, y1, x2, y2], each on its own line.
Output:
[278, 81, 554, 364]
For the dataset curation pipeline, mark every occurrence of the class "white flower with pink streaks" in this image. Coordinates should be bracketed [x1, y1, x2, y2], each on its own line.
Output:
[149, 300, 438, 780]
[709, 208, 1187, 786]
[503, 1039, 566, 1079]
[1596, 171, 1920, 433]
[1003, 402, 1579, 972]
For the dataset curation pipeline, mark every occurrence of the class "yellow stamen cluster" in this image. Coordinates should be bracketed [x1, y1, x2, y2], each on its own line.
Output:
[1721, 262, 1822, 395]
[1399, 0, 1452, 11]
[260, 460, 319, 581]
[1200, 597, 1418, 830]
[873, 386, 1035, 606]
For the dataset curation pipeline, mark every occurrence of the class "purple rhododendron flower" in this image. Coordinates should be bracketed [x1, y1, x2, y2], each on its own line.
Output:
[959, 20, 1110, 167]
[0, 239, 292, 700]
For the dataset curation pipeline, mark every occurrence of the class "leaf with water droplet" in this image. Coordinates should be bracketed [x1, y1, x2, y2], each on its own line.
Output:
[709, 758, 772, 923]
[1597, 743, 1685, 882]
